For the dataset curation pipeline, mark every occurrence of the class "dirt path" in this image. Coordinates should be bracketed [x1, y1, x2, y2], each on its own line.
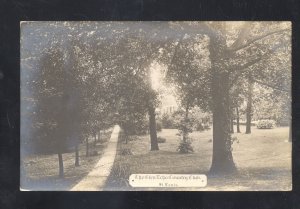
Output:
[71, 125, 120, 191]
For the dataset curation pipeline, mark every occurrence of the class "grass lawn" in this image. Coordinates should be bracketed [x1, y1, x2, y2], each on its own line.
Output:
[105, 125, 291, 191]
[21, 129, 112, 191]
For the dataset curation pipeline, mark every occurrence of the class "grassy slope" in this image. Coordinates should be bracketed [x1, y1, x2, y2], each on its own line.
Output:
[21, 129, 112, 191]
[105, 125, 291, 191]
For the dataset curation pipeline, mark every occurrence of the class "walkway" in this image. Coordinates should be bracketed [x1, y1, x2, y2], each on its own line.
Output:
[71, 125, 120, 191]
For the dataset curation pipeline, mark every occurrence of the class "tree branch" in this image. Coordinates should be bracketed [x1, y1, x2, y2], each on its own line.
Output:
[253, 78, 290, 93]
[167, 34, 185, 71]
[229, 41, 288, 88]
[229, 22, 252, 50]
[229, 28, 290, 52]
[233, 40, 287, 73]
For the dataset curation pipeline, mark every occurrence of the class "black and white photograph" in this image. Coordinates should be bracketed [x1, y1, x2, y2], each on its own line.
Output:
[20, 21, 291, 191]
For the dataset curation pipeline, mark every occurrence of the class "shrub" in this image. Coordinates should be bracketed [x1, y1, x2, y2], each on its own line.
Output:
[257, 119, 276, 129]
[157, 136, 166, 143]
[194, 122, 205, 131]
[120, 116, 148, 135]
[156, 121, 162, 132]
[177, 140, 194, 153]
[108, 162, 131, 188]
[161, 113, 177, 129]
[120, 148, 133, 155]
[90, 150, 99, 156]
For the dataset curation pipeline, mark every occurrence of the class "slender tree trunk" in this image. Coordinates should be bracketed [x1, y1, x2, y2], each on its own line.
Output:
[86, 138, 89, 157]
[94, 134, 97, 146]
[183, 104, 190, 143]
[236, 107, 241, 133]
[75, 144, 79, 167]
[124, 129, 128, 144]
[209, 35, 236, 174]
[58, 151, 64, 178]
[98, 130, 101, 142]
[148, 105, 159, 151]
[245, 75, 253, 134]
[230, 116, 234, 133]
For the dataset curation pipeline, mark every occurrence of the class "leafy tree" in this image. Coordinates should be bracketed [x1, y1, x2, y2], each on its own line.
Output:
[163, 22, 291, 174]
[31, 44, 82, 177]
[165, 34, 210, 150]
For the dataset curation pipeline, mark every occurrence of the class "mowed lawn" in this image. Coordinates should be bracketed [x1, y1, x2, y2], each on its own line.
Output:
[105, 125, 291, 191]
[21, 129, 112, 191]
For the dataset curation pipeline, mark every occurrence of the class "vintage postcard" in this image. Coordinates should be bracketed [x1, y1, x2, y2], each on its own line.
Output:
[20, 21, 291, 191]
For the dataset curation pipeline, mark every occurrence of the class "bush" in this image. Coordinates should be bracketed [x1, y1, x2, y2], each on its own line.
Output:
[157, 136, 166, 143]
[108, 162, 131, 188]
[161, 113, 177, 129]
[120, 148, 133, 155]
[156, 121, 162, 132]
[120, 116, 148, 135]
[193, 122, 205, 131]
[177, 140, 194, 153]
[257, 119, 276, 129]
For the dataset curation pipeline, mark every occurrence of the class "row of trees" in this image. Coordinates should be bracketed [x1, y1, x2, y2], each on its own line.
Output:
[21, 21, 291, 176]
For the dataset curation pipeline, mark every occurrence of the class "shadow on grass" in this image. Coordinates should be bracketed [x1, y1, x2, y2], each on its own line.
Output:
[21, 131, 113, 191]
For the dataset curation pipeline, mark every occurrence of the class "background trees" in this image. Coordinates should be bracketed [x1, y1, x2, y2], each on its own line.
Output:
[162, 22, 291, 173]
[21, 21, 291, 177]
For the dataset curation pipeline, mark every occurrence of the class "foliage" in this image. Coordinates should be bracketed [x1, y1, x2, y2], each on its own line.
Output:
[108, 162, 131, 188]
[157, 137, 166, 143]
[257, 120, 276, 129]
[30, 45, 83, 154]
[21, 22, 291, 174]
[161, 113, 176, 129]
[120, 148, 133, 156]
[177, 140, 194, 153]
[163, 108, 211, 131]
[156, 121, 162, 132]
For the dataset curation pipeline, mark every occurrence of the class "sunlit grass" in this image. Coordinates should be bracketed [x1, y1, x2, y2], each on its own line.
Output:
[105, 126, 291, 191]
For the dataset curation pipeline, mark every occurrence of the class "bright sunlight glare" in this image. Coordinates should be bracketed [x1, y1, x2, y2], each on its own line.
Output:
[150, 62, 164, 91]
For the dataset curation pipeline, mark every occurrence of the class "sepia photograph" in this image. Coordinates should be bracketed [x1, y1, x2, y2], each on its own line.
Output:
[20, 21, 291, 191]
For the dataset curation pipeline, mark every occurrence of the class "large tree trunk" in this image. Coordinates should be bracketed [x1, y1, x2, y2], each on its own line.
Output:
[209, 35, 236, 174]
[210, 73, 236, 174]
[58, 152, 64, 178]
[236, 107, 241, 133]
[245, 75, 253, 134]
[75, 144, 79, 167]
[148, 105, 159, 151]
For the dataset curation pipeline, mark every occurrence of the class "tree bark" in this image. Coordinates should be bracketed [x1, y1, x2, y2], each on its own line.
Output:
[58, 152, 64, 178]
[236, 107, 241, 133]
[183, 104, 190, 143]
[98, 130, 101, 142]
[230, 116, 234, 133]
[75, 144, 79, 167]
[209, 34, 236, 174]
[86, 138, 89, 157]
[148, 105, 159, 151]
[245, 75, 253, 134]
